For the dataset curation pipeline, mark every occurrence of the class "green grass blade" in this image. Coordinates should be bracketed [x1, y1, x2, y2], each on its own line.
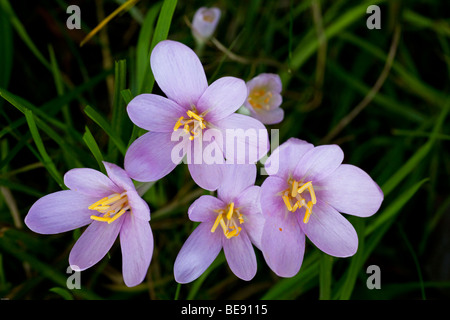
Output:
[83, 126, 105, 173]
[319, 253, 333, 300]
[24, 109, 64, 188]
[84, 105, 127, 156]
[139, 0, 177, 94]
[136, 3, 162, 95]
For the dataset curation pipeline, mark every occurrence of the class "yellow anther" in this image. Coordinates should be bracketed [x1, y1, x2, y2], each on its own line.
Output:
[211, 213, 223, 233]
[291, 180, 299, 198]
[186, 110, 203, 121]
[282, 195, 293, 212]
[297, 181, 312, 194]
[88, 196, 109, 210]
[173, 116, 184, 131]
[90, 215, 110, 222]
[226, 202, 234, 220]
[303, 201, 314, 224]
[107, 207, 128, 224]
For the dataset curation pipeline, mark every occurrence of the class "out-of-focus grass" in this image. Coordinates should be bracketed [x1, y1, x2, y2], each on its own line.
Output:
[0, 0, 449, 300]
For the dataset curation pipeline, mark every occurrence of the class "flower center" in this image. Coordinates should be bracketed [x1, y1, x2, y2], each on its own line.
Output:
[88, 192, 130, 224]
[280, 179, 317, 224]
[202, 11, 216, 23]
[248, 88, 272, 111]
[210, 202, 244, 239]
[173, 109, 207, 140]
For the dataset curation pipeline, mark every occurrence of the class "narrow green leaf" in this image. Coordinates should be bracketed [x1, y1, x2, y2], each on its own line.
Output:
[84, 105, 127, 156]
[319, 253, 333, 300]
[140, 0, 177, 93]
[83, 126, 105, 173]
[24, 109, 64, 188]
[136, 3, 162, 95]
[49, 287, 74, 300]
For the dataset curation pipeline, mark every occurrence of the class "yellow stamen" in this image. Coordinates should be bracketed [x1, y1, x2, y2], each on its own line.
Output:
[291, 180, 299, 198]
[173, 116, 184, 131]
[211, 213, 223, 233]
[303, 201, 314, 224]
[107, 207, 128, 224]
[187, 110, 203, 121]
[282, 195, 293, 211]
[90, 215, 110, 222]
[88, 196, 109, 210]
[226, 202, 234, 220]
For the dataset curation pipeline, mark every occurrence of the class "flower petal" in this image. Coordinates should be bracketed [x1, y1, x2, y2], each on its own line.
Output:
[127, 190, 151, 221]
[243, 214, 265, 250]
[103, 161, 134, 191]
[25, 190, 96, 234]
[318, 164, 383, 217]
[246, 73, 282, 94]
[64, 168, 121, 197]
[293, 144, 344, 182]
[216, 113, 269, 164]
[151, 40, 208, 108]
[188, 162, 223, 191]
[222, 230, 257, 281]
[261, 214, 305, 278]
[217, 164, 256, 203]
[69, 217, 124, 271]
[260, 175, 288, 219]
[249, 107, 284, 125]
[124, 132, 178, 182]
[174, 221, 222, 283]
[264, 138, 314, 179]
[120, 214, 153, 287]
[299, 201, 358, 257]
[188, 195, 225, 222]
[127, 94, 186, 132]
[197, 77, 248, 122]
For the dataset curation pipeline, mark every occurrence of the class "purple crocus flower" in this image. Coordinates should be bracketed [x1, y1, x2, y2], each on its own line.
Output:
[173, 164, 265, 283]
[244, 73, 284, 125]
[25, 162, 153, 287]
[260, 138, 383, 277]
[125, 40, 268, 191]
[192, 7, 221, 43]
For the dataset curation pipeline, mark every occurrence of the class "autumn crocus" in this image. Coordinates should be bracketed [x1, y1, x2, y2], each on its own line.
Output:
[260, 138, 383, 277]
[192, 7, 221, 44]
[125, 40, 268, 191]
[174, 164, 264, 283]
[25, 162, 153, 287]
[244, 73, 284, 125]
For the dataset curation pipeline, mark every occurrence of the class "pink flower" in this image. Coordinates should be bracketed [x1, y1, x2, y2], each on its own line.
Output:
[173, 164, 265, 283]
[244, 73, 284, 125]
[25, 162, 153, 287]
[192, 7, 221, 43]
[260, 138, 383, 277]
[125, 40, 269, 191]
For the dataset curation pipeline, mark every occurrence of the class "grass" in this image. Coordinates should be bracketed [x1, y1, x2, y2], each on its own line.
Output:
[0, 0, 449, 300]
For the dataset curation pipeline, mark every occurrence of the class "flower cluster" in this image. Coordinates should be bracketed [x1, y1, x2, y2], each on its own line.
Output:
[24, 8, 383, 287]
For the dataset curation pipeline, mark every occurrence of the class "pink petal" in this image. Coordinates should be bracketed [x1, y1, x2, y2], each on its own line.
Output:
[188, 195, 225, 222]
[260, 175, 289, 219]
[249, 107, 284, 125]
[103, 161, 134, 191]
[293, 144, 344, 182]
[120, 214, 153, 287]
[222, 230, 257, 281]
[69, 217, 124, 271]
[25, 190, 97, 234]
[261, 214, 305, 277]
[127, 94, 186, 132]
[174, 221, 222, 283]
[188, 162, 223, 191]
[246, 73, 282, 94]
[197, 77, 248, 122]
[317, 164, 383, 217]
[217, 164, 256, 204]
[215, 113, 269, 164]
[264, 138, 314, 179]
[127, 190, 151, 221]
[64, 168, 121, 197]
[124, 132, 178, 182]
[151, 40, 208, 108]
[299, 201, 358, 257]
